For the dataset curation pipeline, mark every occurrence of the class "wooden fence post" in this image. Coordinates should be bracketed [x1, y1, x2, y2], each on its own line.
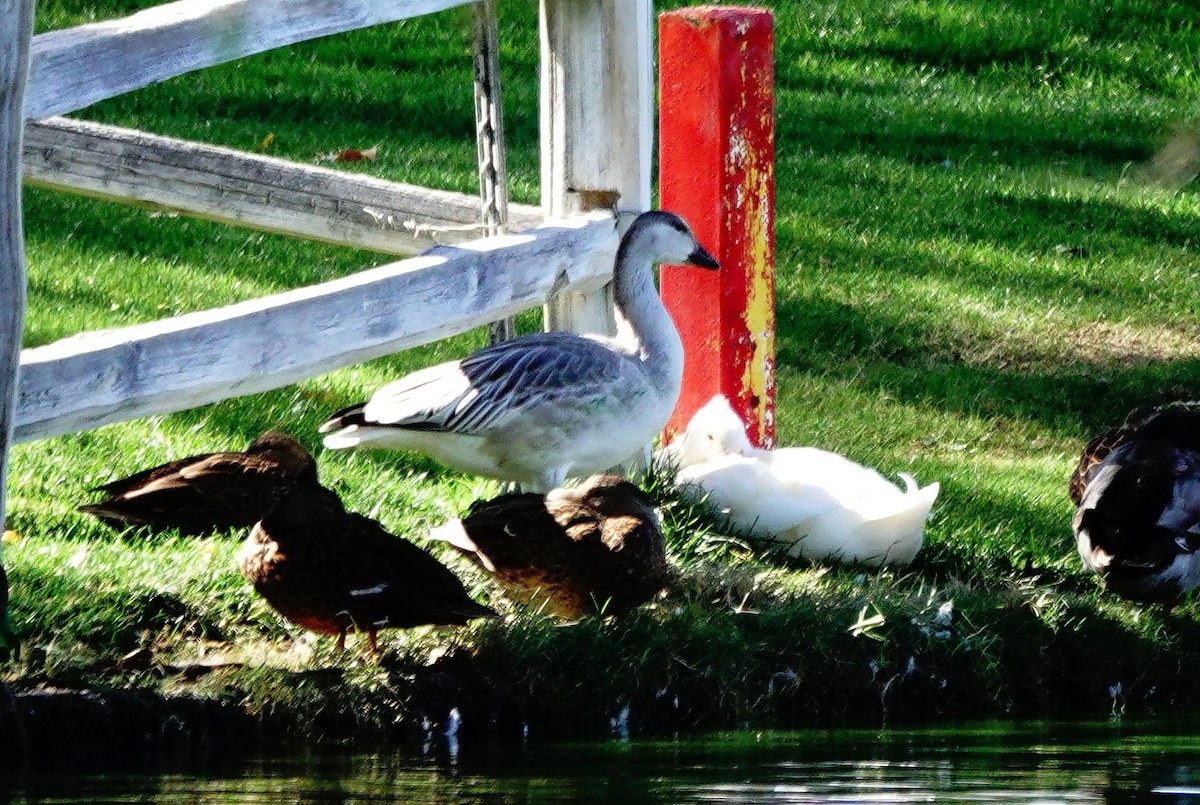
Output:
[659, 7, 776, 448]
[472, 0, 516, 344]
[0, 0, 35, 654]
[539, 0, 653, 336]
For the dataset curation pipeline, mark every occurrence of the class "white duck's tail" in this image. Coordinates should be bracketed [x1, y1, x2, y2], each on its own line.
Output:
[788, 477, 940, 567]
[855, 478, 940, 566]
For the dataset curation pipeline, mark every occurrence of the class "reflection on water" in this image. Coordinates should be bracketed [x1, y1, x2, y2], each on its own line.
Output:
[5, 720, 1200, 803]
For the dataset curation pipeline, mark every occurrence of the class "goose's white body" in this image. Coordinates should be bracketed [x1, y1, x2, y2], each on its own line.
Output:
[660, 396, 939, 567]
[320, 212, 718, 492]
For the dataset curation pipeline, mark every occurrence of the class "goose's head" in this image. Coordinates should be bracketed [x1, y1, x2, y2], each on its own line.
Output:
[621, 210, 719, 270]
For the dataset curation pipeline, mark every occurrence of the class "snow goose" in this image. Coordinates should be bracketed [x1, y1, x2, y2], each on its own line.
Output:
[660, 396, 939, 567]
[1071, 402, 1200, 605]
[239, 481, 496, 652]
[320, 211, 718, 491]
[428, 474, 668, 618]
[78, 431, 318, 535]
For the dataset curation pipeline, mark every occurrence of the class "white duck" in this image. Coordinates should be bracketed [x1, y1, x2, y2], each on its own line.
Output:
[660, 395, 939, 567]
[320, 211, 719, 492]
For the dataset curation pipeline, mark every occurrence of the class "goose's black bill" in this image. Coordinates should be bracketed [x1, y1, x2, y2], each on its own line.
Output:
[687, 245, 720, 270]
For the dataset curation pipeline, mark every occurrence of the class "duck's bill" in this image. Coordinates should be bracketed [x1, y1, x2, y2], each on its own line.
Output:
[687, 246, 720, 270]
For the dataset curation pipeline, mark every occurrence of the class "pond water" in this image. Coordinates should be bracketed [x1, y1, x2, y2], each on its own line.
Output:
[5, 719, 1200, 803]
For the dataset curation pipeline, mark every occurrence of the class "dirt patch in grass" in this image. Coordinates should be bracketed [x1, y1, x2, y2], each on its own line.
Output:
[960, 320, 1200, 371]
[1063, 321, 1200, 367]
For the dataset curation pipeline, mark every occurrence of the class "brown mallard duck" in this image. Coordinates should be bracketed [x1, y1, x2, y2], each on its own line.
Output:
[428, 474, 669, 619]
[239, 482, 496, 651]
[78, 431, 317, 535]
[1071, 403, 1200, 605]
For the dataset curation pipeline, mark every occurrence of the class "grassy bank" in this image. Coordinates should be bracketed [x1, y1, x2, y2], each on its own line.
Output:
[6, 0, 1200, 745]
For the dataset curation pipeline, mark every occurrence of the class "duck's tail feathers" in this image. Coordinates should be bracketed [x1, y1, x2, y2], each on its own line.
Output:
[451, 598, 501, 622]
[855, 480, 940, 565]
[789, 480, 939, 567]
[76, 503, 144, 528]
[321, 427, 365, 450]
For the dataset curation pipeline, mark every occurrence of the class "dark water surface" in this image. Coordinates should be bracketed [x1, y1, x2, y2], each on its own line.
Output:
[5, 720, 1200, 803]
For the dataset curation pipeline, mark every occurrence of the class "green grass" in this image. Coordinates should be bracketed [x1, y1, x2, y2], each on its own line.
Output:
[6, 0, 1200, 739]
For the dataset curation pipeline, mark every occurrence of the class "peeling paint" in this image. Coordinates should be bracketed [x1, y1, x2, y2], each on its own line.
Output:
[738, 139, 775, 449]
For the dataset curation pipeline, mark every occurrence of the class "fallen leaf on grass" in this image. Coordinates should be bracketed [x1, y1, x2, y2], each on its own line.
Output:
[323, 145, 379, 163]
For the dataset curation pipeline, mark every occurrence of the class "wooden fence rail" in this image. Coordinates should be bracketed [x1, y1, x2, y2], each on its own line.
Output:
[27, 0, 476, 119]
[14, 211, 617, 443]
[24, 117, 542, 256]
[7, 0, 658, 445]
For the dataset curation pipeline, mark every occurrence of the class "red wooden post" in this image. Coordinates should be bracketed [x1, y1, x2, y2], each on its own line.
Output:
[659, 6, 775, 448]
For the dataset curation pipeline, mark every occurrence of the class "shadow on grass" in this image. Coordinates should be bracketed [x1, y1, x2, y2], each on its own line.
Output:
[777, 292, 1200, 434]
[779, 159, 1200, 261]
[912, 478, 1081, 584]
[777, 92, 1158, 169]
[774, 0, 1199, 91]
[980, 191, 1200, 252]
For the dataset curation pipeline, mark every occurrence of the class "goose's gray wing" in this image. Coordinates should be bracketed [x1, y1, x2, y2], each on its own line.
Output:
[361, 332, 629, 435]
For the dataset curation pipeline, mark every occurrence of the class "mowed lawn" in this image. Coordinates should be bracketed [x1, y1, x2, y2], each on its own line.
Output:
[5, 0, 1200, 732]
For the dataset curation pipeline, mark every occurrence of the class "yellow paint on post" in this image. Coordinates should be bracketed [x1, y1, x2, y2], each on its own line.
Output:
[739, 143, 776, 446]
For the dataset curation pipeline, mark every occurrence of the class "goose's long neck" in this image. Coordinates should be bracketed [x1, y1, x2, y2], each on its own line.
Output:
[611, 237, 685, 395]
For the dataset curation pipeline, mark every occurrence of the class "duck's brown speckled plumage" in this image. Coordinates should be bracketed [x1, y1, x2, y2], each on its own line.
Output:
[239, 483, 496, 649]
[78, 432, 317, 536]
[1071, 403, 1200, 604]
[1069, 406, 1164, 506]
[434, 475, 668, 618]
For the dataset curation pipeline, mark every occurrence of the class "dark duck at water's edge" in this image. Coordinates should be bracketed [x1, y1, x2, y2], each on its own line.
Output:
[78, 431, 317, 536]
[1071, 403, 1200, 605]
[429, 474, 669, 619]
[239, 482, 496, 652]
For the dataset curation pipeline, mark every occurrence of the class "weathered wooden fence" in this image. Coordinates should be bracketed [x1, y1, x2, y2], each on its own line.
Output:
[0, 0, 654, 562]
[6, 0, 657, 443]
